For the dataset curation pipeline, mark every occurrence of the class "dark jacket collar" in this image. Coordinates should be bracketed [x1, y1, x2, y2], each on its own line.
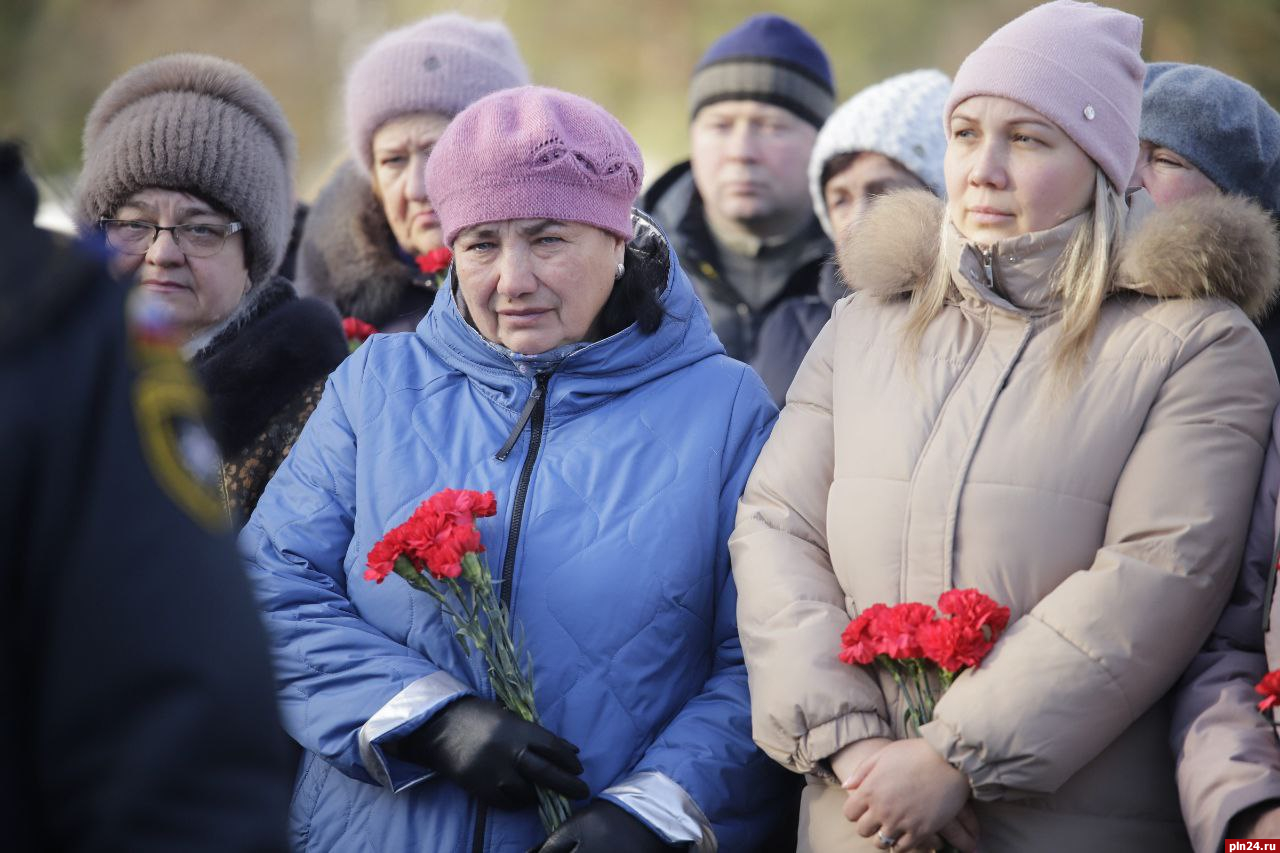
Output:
[643, 160, 832, 301]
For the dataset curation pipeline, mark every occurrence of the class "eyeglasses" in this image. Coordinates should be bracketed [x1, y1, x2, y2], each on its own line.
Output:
[98, 218, 244, 258]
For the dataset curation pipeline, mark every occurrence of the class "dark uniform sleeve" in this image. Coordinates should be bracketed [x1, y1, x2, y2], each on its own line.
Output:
[0, 234, 292, 852]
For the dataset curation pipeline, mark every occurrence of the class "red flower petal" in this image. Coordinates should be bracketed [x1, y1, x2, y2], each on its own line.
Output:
[415, 247, 453, 275]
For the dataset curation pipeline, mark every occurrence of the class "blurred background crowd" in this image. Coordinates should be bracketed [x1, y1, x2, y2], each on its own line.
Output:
[5, 0, 1279, 228]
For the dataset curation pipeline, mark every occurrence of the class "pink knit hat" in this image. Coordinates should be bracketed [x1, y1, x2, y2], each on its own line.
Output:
[344, 13, 529, 175]
[424, 86, 644, 246]
[945, 0, 1144, 191]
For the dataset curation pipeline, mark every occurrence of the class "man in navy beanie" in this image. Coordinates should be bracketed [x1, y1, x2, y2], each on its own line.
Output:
[644, 14, 835, 365]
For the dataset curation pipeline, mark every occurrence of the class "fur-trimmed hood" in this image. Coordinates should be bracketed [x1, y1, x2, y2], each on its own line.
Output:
[190, 276, 347, 457]
[838, 189, 1280, 320]
[294, 159, 435, 331]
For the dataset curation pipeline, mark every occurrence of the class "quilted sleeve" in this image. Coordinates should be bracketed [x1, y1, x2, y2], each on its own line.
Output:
[602, 365, 794, 851]
[241, 338, 472, 791]
[920, 308, 1279, 801]
[729, 307, 895, 778]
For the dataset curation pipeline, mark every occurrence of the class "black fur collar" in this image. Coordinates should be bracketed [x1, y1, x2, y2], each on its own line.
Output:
[190, 276, 346, 456]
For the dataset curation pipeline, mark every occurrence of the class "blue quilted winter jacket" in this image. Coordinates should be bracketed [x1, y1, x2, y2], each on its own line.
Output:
[241, 217, 789, 852]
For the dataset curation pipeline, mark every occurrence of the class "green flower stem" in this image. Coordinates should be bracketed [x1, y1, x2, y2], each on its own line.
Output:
[454, 553, 571, 834]
[391, 555, 569, 833]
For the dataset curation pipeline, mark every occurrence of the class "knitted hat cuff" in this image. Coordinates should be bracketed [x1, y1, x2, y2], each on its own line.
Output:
[690, 59, 834, 127]
[437, 179, 635, 245]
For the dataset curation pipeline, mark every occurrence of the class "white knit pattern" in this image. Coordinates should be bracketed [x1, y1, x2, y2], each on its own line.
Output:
[808, 69, 951, 238]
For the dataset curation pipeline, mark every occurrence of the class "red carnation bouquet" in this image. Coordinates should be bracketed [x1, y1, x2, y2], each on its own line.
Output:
[840, 589, 1011, 736]
[840, 589, 1009, 853]
[366, 488, 570, 834]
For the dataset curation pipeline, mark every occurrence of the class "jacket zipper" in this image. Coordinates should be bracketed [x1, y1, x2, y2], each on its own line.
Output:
[474, 371, 550, 853]
[981, 248, 1008, 301]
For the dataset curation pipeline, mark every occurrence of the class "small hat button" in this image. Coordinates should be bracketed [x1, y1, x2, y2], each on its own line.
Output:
[1083, 104, 1096, 121]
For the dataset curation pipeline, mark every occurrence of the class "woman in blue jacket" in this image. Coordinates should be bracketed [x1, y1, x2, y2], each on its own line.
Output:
[242, 86, 789, 852]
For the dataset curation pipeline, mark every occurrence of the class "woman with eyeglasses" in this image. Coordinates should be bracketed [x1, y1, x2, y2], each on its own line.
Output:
[74, 53, 347, 521]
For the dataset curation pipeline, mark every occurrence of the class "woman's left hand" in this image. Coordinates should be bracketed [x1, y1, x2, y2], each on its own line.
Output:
[842, 738, 972, 851]
[531, 800, 671, 853]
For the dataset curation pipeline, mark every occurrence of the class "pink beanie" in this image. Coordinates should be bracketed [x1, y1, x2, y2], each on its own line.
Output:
[344, 13, 529, 175]
[424, 86, 644, 246]
[945, 0, 1144, 191]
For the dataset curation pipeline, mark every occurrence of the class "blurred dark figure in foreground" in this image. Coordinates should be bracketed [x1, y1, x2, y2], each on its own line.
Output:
[0, 141, 292, 852]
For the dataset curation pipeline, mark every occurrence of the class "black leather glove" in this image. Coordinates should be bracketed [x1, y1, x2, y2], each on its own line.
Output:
[534, 800, 676, 852]
[400, 696, 588, 809]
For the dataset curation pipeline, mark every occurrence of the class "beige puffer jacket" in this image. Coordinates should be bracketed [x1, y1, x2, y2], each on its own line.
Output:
[730, 190, 1280, 853]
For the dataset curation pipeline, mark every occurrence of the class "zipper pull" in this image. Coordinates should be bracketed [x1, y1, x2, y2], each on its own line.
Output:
[495, 373, 549, 461]
[982, 248, 995, 289]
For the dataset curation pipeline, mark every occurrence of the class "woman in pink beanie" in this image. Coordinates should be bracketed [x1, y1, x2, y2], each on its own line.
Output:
[731, 2, 1280, 851]
[295, 12, 529, 333]
[242, 85, 794, 852]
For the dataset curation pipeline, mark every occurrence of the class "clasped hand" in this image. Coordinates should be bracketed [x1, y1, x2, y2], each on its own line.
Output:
[837, 738, 977, 852]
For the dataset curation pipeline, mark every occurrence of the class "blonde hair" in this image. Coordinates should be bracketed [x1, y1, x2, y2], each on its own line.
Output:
[901, 169, 1125, 383]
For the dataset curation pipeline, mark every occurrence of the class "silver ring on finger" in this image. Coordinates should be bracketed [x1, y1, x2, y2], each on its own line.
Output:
[876, 829, 900, 849]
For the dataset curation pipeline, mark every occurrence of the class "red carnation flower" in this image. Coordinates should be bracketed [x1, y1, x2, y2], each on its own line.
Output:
[1257, 670, 1280, 712]
[873, 602, 936, 660]
[416, 247, 453, 275]
[427, 488, 499, 528]
[364, 529, 406, 583]
[342, 316, 377, 343]
[937, 588, 1011, 640]
[840, 603, 890, 666]
[917, 618, 966, 673]
[918, 594, 1009, 674]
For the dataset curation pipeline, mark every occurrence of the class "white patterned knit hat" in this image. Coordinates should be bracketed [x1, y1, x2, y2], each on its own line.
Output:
[808, 69, 951, 239]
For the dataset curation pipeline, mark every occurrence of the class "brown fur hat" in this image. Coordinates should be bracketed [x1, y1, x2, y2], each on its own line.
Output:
[75, 53, 296, 287]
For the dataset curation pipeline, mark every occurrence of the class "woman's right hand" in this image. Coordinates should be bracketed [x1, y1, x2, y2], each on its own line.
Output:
[399, 697, 589, 809]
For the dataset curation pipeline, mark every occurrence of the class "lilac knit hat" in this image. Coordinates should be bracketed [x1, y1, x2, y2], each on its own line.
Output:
[945, 0, 1145, 191]
[424, 86, 644, 246]
[344, 13, 529, 175]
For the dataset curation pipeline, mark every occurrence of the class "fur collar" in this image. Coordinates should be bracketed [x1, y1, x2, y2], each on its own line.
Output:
[190, 276, 347, 456]
[838, 189, 1280, 320]
[294, 159, 434, 329]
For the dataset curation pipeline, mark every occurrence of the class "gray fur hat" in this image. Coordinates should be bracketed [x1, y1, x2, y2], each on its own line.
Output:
[75, 53, 296, 287]
[1142, 62, 1280, 217]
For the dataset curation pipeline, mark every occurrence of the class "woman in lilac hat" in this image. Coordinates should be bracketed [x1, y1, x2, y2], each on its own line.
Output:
[243, 85, 793, 852]
[295, 13, 529, 333]
[731, 2, 1279, 851]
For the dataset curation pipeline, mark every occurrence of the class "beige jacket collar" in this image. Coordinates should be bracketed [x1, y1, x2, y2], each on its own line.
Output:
[944, 213, 1084, 315]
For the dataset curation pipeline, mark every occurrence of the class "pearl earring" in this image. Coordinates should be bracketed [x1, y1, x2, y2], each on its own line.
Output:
[615, 262, 625, 280]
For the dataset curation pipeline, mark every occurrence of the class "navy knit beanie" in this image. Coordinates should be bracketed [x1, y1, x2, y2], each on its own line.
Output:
[690, 13, 834, 128]
[1141, 62, 1280, 217]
